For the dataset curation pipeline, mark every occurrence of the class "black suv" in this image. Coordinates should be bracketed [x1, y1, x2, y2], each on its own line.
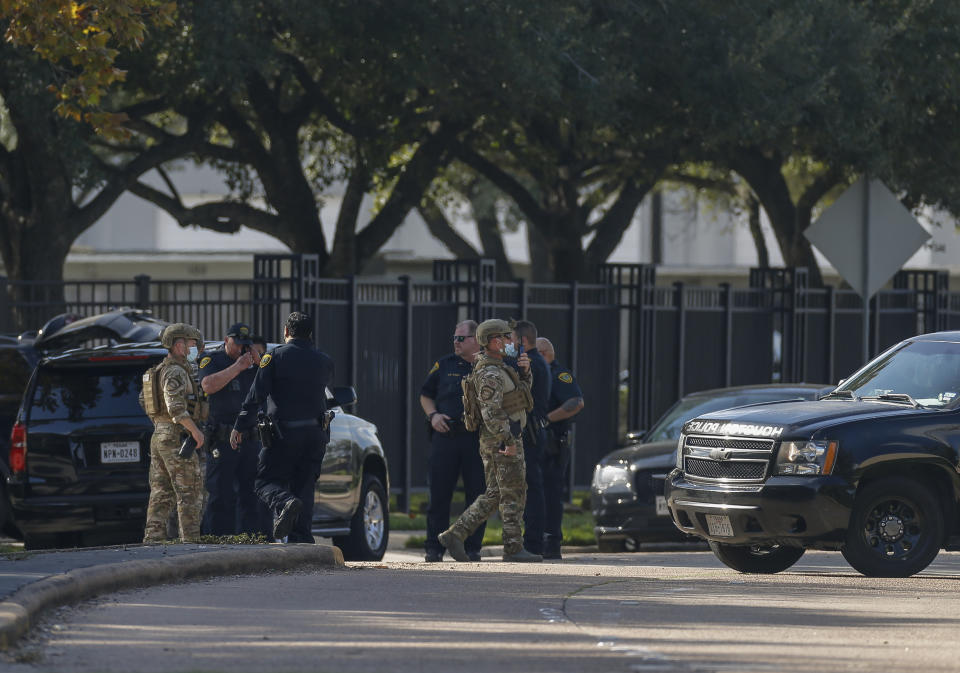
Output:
[0, 309, 169, 535]
[666, 331, 960, 578]
[7, 341, 390, 560]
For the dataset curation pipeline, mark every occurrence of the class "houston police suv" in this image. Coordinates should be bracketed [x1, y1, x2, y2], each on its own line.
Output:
[666, 331, 960, 577]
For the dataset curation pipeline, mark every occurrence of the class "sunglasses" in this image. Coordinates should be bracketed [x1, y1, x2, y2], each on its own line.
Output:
[453, 335, 474, 342]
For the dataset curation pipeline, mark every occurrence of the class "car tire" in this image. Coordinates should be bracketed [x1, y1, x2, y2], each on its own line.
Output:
[333, 474, 389, 561]
[841, 476, 944, 578]
[708, 541, 805, 574]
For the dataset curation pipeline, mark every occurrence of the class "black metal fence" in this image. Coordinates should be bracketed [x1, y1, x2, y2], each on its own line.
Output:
[1, 257, 958, 507]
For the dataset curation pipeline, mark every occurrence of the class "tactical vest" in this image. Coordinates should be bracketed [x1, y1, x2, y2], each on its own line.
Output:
[141, 361, 208, 423]
[141, 364, 165, 419]
[462, 357, 533, 432]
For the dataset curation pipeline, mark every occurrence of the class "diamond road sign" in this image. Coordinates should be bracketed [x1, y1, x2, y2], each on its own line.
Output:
[804, 178, 930, 299]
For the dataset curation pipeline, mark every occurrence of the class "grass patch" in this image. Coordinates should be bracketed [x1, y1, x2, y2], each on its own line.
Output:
[400, 490, 596, 549]
[193, 533, 269, 545]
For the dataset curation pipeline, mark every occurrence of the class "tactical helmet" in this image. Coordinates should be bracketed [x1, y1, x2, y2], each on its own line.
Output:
[476, 319, 513, 347]
[160, 322, 203, 349]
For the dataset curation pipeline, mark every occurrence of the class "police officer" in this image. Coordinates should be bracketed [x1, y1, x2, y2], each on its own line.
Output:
[142, 323, 207, 543]
[419, 320, 485, 562]
[438, 319, 541, 562]
[509, 320, 551, 556]
[198, 322, 265, 536]
[537, 337, 585, 560]
[230, 312, 334, 542]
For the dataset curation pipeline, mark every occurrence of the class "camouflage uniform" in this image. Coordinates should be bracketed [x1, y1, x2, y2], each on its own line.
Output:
[447, 353, 531, 554]
[143, 355, 205, 542]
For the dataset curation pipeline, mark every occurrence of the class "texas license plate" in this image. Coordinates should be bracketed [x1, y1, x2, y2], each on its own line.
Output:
[101, 441, 140, 464]
[706, 514, 734, 537]
[655, 495, 669, 516]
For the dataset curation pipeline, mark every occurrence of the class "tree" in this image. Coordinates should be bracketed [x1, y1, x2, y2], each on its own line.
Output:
[675, 1, 960, 284]
[443, 2, 714, 282]
[0, 43, 204, 323]
[117, 0, 564, 276]
[1, 0, 175, 136]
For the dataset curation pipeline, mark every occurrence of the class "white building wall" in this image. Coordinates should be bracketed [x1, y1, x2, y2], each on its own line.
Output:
[59, 163, 960, 287]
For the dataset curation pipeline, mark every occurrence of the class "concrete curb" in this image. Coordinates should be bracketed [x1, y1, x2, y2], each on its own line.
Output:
[0, 543, 344, 650]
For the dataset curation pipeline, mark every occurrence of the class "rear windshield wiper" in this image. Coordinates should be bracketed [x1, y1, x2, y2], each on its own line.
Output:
[820, 390, 857, 400]
[862, 393, 921, 408]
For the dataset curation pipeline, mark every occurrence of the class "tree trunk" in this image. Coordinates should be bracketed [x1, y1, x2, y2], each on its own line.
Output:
[327, 165, 369, 276]
[526, 219, 553, 281]
[471, 199, 513, 281]
[747, 194, 769, 268]
[0, 129, 76, 330]
[731, 150, 824, 286]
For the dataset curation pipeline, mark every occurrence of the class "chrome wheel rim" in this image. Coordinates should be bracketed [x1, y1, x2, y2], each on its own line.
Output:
[363, 490, 385, 550]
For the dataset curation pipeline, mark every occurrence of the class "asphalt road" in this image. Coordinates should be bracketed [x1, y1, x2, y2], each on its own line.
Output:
[7, 548, 960, 673]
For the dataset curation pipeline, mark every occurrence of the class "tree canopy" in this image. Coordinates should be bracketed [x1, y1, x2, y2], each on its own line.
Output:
[2, 0, 960, 289]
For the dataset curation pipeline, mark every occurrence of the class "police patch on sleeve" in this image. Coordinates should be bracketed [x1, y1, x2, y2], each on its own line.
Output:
[558, 372, 573, 383]
[259, 353, 272, 368]
[429, 361, 439, 374]
[198, 356, 212, 369]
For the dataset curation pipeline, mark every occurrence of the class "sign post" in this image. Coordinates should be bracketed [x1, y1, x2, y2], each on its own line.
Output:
[805, 177, 930, 365]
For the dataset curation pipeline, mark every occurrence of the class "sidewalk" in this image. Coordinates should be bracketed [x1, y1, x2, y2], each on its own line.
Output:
[0, 541, 343, 650]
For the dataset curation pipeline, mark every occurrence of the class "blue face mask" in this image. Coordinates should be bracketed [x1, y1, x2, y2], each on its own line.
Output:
[187, 346, 199, 363]
[504, 343, 517, 358]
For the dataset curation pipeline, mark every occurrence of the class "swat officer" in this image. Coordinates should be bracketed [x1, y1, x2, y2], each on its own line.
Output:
[537, 337, 585, 560]
[198, 322, 265, 536]
[142, 322, 207, 543]
[419, 319, 485, 562]
[438, 319, 541, 563]
[230, 312, 334, 542]
[509, 320, 551, 556]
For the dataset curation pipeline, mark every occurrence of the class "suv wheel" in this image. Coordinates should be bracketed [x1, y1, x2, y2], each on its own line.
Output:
[708, 541, 805, 573]
[334, 474, 389, 561]
[842, 476, 944, 577]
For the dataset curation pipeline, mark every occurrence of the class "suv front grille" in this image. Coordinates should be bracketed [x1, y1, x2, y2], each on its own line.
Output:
[685, 436, 772, 451]
[682, 434, 776, 483]
[685, 457, 766, 480]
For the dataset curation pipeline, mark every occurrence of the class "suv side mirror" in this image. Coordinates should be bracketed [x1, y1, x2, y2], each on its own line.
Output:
[622, 429, 646, 445]
[329, 386, 358, 408]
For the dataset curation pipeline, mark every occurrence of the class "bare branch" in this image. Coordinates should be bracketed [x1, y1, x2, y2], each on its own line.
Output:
[450, 141, 545, 228]
[419, 198, 480, 258]
[129, 179, 282, 235]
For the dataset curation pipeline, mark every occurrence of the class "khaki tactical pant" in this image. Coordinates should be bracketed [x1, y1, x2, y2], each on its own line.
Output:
[143, 423, 203, 542]
[451, 439, 527, 554]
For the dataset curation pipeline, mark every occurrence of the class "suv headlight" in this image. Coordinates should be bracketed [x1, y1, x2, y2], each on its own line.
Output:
[592, 464, 634, 495]
[776, 440, 838, 475]
[675, 433, 686, 469]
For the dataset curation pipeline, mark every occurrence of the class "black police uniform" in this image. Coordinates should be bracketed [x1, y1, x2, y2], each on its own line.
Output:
[421, 354, 486, 560]
[198, 350, 266, 536]
[523, 348, 551, 555]
[543, 359, 583, 551]
[234, 337, 334, 542]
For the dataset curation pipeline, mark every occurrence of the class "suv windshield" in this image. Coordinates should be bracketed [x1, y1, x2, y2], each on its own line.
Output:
[30, 367, 148, 422]
[838, 340, 960, 408]
[645, 391, 810, 443]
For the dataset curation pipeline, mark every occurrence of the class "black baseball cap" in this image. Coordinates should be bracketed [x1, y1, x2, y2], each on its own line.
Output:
[226, 322, 253, 344]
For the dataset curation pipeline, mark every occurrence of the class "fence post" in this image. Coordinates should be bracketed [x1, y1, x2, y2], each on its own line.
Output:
[826, 285, 836, 384]
[399, 275, 413, 513]
[722, 283, 733, 387]
[0, 276, 8, 334]
[134, 274, 151, 311]
[518, 278, 527, 318]
[675, 282, 686, 398]
[348, 275, 358, 391]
